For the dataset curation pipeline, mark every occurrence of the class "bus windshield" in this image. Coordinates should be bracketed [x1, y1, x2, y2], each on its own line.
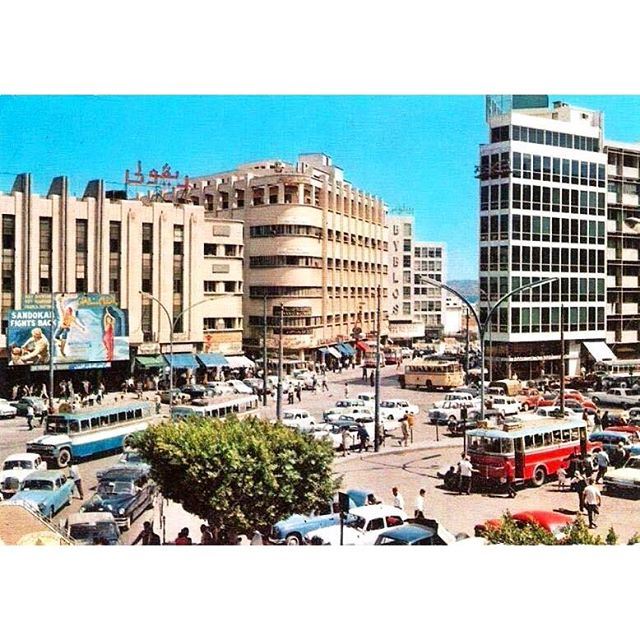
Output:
[467, 435, 513, 454]
[46, 417, 70, 434]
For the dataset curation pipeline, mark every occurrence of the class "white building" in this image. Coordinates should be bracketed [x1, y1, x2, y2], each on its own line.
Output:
[479, 96, 609, 379]
[413, 241, 445, 338]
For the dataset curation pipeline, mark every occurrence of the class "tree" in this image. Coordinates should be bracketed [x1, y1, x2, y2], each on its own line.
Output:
[131, 415, 339, 543]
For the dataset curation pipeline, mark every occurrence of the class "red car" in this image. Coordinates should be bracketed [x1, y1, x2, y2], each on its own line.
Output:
[606, 425, 640, 441]
[475, 510, 574, 538]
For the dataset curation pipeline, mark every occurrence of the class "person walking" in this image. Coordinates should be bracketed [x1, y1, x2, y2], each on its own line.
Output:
[593, 410, 602, 432]
[582, 478, 602, 529]
[362, 366, 367, 381]
[399, 415, 409, 448]
[406, 412, 415, 444]
[594, 449, 610, 484]
[601, 411, 610, 431]
[458, 453, 474, 495]
[69, 462, 84, 499]
[414, 488, 426, 519]
[344, 382, 349, 398]
[582, 409, 590, 429]
[369, 371, 374, 387]
[26, 405, 34, 431]
[341, 426, 350, 457]
[131, 521, 161, 545]
[39, 406, 49, 430]
[357, 423, 370, 453]
[321, 374, 329, 393]
[504, 458, 517, 498]
[572, 471, 587, 514]
[287, 388, 294, 405]
[391, 486, 404, 510]
[295, 383, 302, 403]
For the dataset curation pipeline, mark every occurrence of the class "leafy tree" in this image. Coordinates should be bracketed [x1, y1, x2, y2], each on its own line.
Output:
[628, 532, 640, 545]
[131, 415, 339, 543]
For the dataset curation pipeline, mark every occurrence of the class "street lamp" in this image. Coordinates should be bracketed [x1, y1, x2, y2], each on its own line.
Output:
[139, 292, 227, 409]
[374, 285, 382, 452]
[415, 275, 558, 420]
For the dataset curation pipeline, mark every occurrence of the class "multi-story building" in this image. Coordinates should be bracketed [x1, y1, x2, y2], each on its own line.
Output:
[176, 153, 389, 364]
[413, 241, 445, 338]
[479, 96, 609, 379]
[604, 142, 640, 359]
[0, 174, 244, 390]
[387, 213, 425, 343]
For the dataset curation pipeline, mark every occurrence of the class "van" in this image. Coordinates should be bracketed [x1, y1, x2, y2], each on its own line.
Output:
[490, 379, 522, 397]
[488, 396, 519, 417]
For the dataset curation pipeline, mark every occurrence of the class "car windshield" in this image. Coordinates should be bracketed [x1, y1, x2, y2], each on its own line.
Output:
[624, 458, 640, 470]
[121, 452, 143, 464]
[97, 480, 135, 496]
[3, 460, 33, 470]
[22, 479, 54, 491]
[380, 401, 395, 408]
[347, 516, 366, 530]
[283, 413, 298, 420]
[70, 522, 119, 541]
[467, 435, 511, 454]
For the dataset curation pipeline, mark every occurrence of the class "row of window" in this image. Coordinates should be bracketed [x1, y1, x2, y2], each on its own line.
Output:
[481, 246, 605, 275]
[202, 317, 242, 331]
[327, 229, 386, 250]
[511, 152, 605, 187]
[249, 224, 322, 238]
[414, 246, 443, 258]
[414, 300, 442, 312]
[479, 276, 605, 302]
[204, 243, 243, 258]
[203, 280, 242, 294]
[490, 124, 600, 152]
[249, 255, 322, 269]
[248, 286, 323, 298]
[510, 306, 605, 334]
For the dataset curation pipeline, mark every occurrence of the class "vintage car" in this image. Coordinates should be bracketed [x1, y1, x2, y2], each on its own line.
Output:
[590, 387, 640, 409]
[81, 466, 155, 530]
[589, 431, 634, 457]
[179, 384, 208, 399]
[96, 450, 150, 481]
[10, 396, 48, 417]
[159, 388, 190, 404]
[7, 470, 74, 519]
[64, 511, 122, 545]
[379, 399, 419, 421]
[270, 488, 373, 545]
[279, 409, 316, 431]
[303, 504, 409, 545]
[603, 455, 640, 495]
[0, 399, 18, 419]
[475, 510, 574, 540]
[429, 401, 479, 426]
[0, 453, 48, 499]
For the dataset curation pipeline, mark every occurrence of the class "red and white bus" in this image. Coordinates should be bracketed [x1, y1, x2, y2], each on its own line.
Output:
[465, 419, 598, 487]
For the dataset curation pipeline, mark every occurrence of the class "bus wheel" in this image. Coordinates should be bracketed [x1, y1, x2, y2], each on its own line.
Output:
[532, 466, 547, 487]
[56, 449, 71, 468]
[425, 381, 432, 391]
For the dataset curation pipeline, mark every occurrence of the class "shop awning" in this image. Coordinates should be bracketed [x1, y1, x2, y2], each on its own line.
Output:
[163, 353, 199, 369]
[196, 352, 229, 368]
[583, 341, 616, 362]
[355, 341, 370, 353]
[326, 346, 342, 359]
[319, 347, 329, 355]
[337, 343, 355, 357]
[224, 355, 256, 369]
[135, 355, 166, 369]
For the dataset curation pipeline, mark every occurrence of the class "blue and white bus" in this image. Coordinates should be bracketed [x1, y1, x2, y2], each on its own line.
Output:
[26, 402, 156, 468]
[170, 395, 260, 421]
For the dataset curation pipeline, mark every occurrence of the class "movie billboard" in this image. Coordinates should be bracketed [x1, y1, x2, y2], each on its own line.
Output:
[7, 293, 129, 366]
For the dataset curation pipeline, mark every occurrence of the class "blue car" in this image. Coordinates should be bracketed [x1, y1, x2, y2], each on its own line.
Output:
[8, 470, 74, 519]
[270, 488, 373, 545]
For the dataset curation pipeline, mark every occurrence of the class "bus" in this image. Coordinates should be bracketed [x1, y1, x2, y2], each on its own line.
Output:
[170, 394, 260, 421]
[466, 418, 599, 487]
[594, 359, 640, 377]
[26, 402, 156, 468]
[399, 360, 464, 391]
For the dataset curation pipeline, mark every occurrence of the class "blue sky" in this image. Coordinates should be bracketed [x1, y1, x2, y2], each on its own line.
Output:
[2, 94, 640, 280]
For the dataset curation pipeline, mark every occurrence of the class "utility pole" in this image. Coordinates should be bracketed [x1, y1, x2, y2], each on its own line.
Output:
[374, 285, 382, 452]
[276, 303, 284, 422]
[560, 304, 565, 414]
[48, 291, 56, 411]
[262, 295, 268, 407]
[465, 308, 470, 386]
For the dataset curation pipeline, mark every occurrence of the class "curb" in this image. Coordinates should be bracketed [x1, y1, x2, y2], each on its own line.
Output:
[333, 438, 462, 464]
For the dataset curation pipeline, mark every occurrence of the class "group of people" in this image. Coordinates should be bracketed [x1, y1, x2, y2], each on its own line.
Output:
[130, 521, 267, 546]
[391, 486, 427, 519]
[559, 451, 603, 528]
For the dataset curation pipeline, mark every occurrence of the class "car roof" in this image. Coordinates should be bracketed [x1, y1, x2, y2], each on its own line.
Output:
[350, 504, 403, 517]
[22, 470, 64, 480]
[378, 523, 436, 542]
[4, 453, 40, 462]
[68, 511, 117, 525]
[511, 511, 573, 526]
[98, 467, 147, 481]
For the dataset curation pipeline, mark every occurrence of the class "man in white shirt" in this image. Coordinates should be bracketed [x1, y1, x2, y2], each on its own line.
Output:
[458, 453, 474, 495]
[414, 488, 426, 519]
[392, 486, 404, 511]
[594, 449, 610, 484]
[582, 478, 602, 528]
[69, 463, 84, 499]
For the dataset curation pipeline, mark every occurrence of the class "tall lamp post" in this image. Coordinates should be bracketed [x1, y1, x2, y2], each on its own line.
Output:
[374, 285, 382, 452]
[416, 275, 558, 420]
[139, 292, 227, 408]
[276, 303, 284, 422]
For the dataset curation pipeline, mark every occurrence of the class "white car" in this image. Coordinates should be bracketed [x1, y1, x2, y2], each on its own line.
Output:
[603, 455, 640, 495]
[279, 410, 316, 431]
[487, 396, 520, 417]
[379, 399, 419, 421]
[225, 379, 254, 394]
[1, 453, 47, 498]
[0, 399, 18, 419]
[590, 387, 640, 409]
[304, 504, 409, 545]
[324, 407, 374, 423]
[400, 347, 413, 358]
[356, 393, 376, 407]
[429, 401, 478, 425]
[431, 393, 479, 410]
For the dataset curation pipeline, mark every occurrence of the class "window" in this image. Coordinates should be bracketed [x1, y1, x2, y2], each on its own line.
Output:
[39, 218, 52, 293]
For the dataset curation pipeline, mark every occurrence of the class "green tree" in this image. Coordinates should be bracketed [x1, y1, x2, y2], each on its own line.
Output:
[627, 532, 640, 545]
[131, 415, 339, 543]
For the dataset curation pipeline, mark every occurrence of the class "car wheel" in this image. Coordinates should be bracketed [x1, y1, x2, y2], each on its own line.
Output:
[531, 466, 547, 487]
[425, 381, 433, 391]
[522, 403, 529, 412]
[49, 507, 55, 521]
[592, 397, 601, 405]
[622, 403, 630, 410]
[123, 515, 131, 531]
[56, 449, 71, 468]
[285, 533, 302, 546]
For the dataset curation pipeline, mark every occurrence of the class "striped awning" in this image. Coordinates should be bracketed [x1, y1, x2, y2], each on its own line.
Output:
[337, 343, 355, 356]
[326, 346, 342, 359]
[355, 341, 370, 353]
[163, 353, 199, 369]
[135, 355, 166, 369]
[225, 355, 256, 369]
[196, 352, 229, 368]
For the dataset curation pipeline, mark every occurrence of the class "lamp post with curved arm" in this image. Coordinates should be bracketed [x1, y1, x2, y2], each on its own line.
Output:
[415, 275, 559, 420]
[139, 292, 230, 408]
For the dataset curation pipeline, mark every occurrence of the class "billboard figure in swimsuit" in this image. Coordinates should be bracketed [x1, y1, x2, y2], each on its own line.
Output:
[103, 307, 115, 361]
[54, 296, 88, 357]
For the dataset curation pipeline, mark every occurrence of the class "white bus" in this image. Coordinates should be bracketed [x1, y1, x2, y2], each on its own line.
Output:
[170, 395, 260, 421]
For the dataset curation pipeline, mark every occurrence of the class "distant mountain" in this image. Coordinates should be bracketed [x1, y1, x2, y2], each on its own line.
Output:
[447, 279, 479, 303]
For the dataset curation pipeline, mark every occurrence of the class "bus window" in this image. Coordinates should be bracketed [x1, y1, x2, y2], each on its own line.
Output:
[109, 413, 118, 424]
[134, 409, 142, 419]
[118, 411, 126, 422]
[570, 427, 579, 441]
[561, 429, 571, 442]
[69, 420, 81, 433]
[543, 432, 553, 446]
[127, 410, 135, 420]
[80, 419, 90, 431]
[514, 437, 524, 453]
[552, 430, 561, 443]
[101, 415, 110, 425]
[534, 434, 544, 448]
[500, 439, 513, 453]
[524, 435, 535, 449]
[91, 417, 100, 428]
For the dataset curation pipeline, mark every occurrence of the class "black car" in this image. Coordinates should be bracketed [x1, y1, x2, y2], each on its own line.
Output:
[179, 384, 208, 399]
[11, 396, 48, 417]
[81, 466, 155, 530]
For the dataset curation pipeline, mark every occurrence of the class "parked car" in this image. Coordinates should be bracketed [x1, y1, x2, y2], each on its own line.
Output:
[159, 388, 190, 404]
[517, 388, 544, 411]
[400, 347, 413, 358]
[534, 406, 574, 418]
[0, 399, 18, 419]
[605, 424, 640, 442]
[431, 392, 478, 410]
[486, 396, 520, 418]
[64, 511, 122, 545]
[279, 409, 316, 432]
[356, 393, 376, 407]
[590, 387, 640, 409]
[452, 386, 480, 398]
[379, 399, 419, 421]
[603, 455, 640, 495]
[96, 450, 150, 481]
[374, 518, 458, 545]
[243, 378, 269, 396]
[628, 407, 640, 420]
[0, 453, 47, 499]
[179, 384, 208, 399]
[475, 510, 574, 540]
[270, 488, 373, 545]
[81, 466, 155, 530]
[10, 396, 48, 417]
[589, 431, 634, 457]
[225, 379, 254, 395]
[303, 504, 409, 545]
[7, 470, 74, 519]
[323, 405, 373, 423]
[429, 401, 479, 426]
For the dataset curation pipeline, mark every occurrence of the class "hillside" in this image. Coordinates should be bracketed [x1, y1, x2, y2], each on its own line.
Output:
[447, 279, 479, 303]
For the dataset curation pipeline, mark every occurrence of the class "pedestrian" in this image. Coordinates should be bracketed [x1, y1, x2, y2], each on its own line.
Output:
[40, 383, 48, 399]
[582, 409, 590, 429]
[357, 423, 369, 452]
[11, 385, 18, 401]
[321, 375, 329, 393]
[200, 524, 214, 545]
[504, 458, 517, 498]
[295, 383, 302, 403]
[391, 486, 404, 510]
[341, 426, 350, 457]
[407, 412, 415, 443]
[460, 404, 468, 433]
[155, 393, 162, 414]
[458, 453, 473, 495]
[175, 527, 193, 545]
[132, 521, 160, 545]
[593, 410, 602, 431]
[312, 375, 317, 394]
[39, 406, 49, 429]
[572, 471, 587, 514]
[344, 382, 349, 398]
[557, 466, 568, 491]
[601, 411, 610, 431]
[362, 367, 367, 381]
[250, 530, 264, 545]
[153, 374, 160, 391]
[594, 449, 610, 483]
[414, 488, 426, 519]
[399, 414, 409, 447]
[69, 462, 84, 499]
[613, 442, 628, 469]
[369, 371, 374, 387]
[288, 388, 294, 405]
[26, 405, 34, 430]
[582, 478, 602, 529]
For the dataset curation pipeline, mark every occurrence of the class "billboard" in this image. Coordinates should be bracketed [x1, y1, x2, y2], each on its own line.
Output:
[7, 293, 128, 366]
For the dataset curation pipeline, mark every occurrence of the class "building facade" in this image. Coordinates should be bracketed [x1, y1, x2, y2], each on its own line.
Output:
[479, 96, 609, 379]
[0, 174, 244, 389]
[175, 153, 389, 364]
[413, 241, 445, 338]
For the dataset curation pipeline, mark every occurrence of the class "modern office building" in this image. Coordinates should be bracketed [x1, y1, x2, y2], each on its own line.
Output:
[0, 174, 244, 389]
[175, 153, 389, 364]
[387, 213, 425, 343]
[479, 96, 609, 379]
[413, 241, 445, 338]
[604, 142, 640, 359]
